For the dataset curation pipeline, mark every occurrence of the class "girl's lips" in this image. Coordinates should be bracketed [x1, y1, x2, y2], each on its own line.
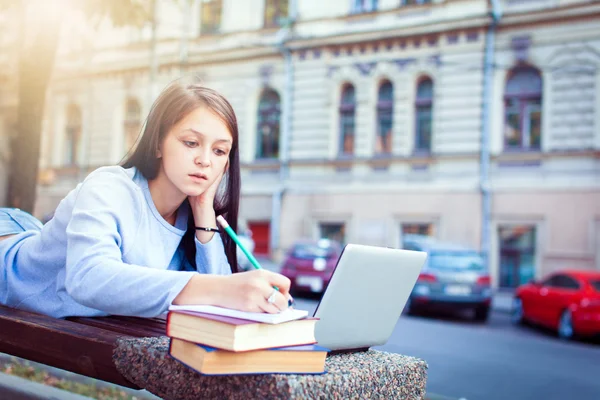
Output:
[189, 173, 208, 181]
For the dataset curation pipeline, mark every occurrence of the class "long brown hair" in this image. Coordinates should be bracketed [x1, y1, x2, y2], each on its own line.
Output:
[122, 81, 240, 273]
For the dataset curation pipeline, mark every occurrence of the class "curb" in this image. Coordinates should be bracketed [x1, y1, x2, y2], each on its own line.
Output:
[0, 371, 93, 400]
[0, 353, 160, 400]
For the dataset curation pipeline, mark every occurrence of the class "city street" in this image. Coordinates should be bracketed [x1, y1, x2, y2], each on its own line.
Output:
[293, 296, 600, 400]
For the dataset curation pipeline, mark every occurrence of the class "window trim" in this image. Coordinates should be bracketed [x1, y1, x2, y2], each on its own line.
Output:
[414, 76, 433, 154]
[401, 0, 433, 6]
[503, 66, 543, 152]
[200, 0, 222, 35]
[351, 0, 378, 14]
[376, 80, 394, 155]
[339, 83, 356, 156]
[264, 0, 289, 28]
[256, 88, 281, 160]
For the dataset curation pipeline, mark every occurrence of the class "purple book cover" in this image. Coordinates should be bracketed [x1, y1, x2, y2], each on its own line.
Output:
[168, 310, 263, 326]
[168, 310, 318, 326]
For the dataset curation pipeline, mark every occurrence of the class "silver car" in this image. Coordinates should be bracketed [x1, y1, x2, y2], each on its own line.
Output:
[403, 234, 492, 321]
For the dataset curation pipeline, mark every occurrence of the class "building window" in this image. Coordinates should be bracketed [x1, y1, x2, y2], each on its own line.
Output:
[400, 223, 435, 249]
[124, 98, 141, 153]
[264, 0, 288, 28]
[64, 104, 81, 166]
[376, 80, 393, 155]
[402, 0, 432, 6]
[256, 88, 281, 159]
[319, 222, 346, 244]
[498, 225, 536, 289]
[351, 0, 378, 13]
[415, 77, 433, 153]
[339, 84, 356, 155]
[402, 223, 435, 237]
[504, 66, 542, 151]
[200, 0, 222, 34]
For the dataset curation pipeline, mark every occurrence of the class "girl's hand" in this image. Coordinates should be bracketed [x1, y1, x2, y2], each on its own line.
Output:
[188, 167, 226, 243]
[218, 269, 293, 314]
[189, 167, 225, 209]
[174, 269, 294, 314]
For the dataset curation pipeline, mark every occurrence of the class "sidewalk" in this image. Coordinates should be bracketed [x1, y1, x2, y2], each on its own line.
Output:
[0, 353, 160, 400]
[255, 256, 280, 272]
[491, 291, 514, 314]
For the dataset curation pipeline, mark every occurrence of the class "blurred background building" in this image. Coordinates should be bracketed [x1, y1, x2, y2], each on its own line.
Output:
[0, 0, 598, 289]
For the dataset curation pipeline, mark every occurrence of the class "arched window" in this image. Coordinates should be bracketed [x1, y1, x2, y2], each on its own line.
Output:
[504, 67, 542, 150]
[339, 84, 356, 155]
[200, 0, 222, 34]
[64, 104, 81, 166]
[376, 80, 393, 154]
[351, 0, 378, 13]
[256, 89, 281, 159]
[415, 77, 433, 153]
[124, 98, 141, 153]
[264, 0, 288, 28]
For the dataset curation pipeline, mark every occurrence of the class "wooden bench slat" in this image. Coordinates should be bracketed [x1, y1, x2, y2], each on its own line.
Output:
[68, 316, 166, 338]
[0, 305, 167, 389]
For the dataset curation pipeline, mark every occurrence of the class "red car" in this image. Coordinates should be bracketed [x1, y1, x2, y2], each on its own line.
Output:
[280, 239, 342, 295]
[512, 269, 600, 340]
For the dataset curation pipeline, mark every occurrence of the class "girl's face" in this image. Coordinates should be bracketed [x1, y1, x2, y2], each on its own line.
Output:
[158, 106, 233, 198]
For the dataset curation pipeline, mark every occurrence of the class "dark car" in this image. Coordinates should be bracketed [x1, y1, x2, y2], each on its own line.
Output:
[280, 239, 342, 295]
[403, 234, 492, 321]
[513, 269, 600, 340]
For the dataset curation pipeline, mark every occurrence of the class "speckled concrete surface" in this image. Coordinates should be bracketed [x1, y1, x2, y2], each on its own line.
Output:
[113, 337, 428, 400]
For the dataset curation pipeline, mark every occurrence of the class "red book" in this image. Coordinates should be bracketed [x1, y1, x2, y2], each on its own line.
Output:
[167, 310, 318, 352]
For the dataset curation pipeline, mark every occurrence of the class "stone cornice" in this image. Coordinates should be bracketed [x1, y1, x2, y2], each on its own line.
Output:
[498, 1, 600, 30]
[286, 16, 490, 50]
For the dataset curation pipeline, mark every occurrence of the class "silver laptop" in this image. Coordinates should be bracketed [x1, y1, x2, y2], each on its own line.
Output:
[313, 244, 427, 352]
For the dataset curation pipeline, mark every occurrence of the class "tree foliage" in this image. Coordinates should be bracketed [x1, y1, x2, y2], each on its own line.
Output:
[4, 0, 154, 212]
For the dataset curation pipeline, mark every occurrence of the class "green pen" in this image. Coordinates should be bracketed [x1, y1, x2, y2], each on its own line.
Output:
[216, 215, 294, 307]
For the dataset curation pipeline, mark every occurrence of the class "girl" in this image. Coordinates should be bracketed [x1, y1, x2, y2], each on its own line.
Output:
[0, 82, 291, 318]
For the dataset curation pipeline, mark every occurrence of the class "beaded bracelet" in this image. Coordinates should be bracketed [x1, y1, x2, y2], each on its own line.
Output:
[195, 227, 220, 232]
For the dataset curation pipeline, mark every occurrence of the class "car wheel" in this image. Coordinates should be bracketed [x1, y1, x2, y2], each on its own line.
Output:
[474, 305, 490, 322]
[511, 298, 524, 325]
[558, 309, 575, 340]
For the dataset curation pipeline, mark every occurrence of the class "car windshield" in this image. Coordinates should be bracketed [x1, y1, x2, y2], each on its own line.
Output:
[428, 251, 485, 271]
[590, 280, 600, 291]
[292, 244, 335, 259]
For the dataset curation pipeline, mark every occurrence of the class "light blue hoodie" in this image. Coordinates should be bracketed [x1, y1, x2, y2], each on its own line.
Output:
[0, 166, 231, 318]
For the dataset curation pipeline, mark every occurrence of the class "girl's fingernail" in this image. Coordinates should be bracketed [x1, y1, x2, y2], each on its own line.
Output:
[288, 297, 295, 307]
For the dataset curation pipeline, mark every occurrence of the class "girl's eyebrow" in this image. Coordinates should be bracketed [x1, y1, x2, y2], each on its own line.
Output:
[184, 128, 232, 145]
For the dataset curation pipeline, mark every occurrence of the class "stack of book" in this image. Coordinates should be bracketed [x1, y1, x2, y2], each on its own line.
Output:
[166, 304, 328, 375]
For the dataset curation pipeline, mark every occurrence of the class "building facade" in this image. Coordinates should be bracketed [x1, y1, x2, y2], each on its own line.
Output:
[5, 0, 598, 289]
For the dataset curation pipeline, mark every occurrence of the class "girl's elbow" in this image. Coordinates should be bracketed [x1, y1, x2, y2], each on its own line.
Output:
[65, 264, 94, 306]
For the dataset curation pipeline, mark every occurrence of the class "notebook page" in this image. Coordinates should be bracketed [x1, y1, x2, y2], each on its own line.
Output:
[168, 304, 309, 324]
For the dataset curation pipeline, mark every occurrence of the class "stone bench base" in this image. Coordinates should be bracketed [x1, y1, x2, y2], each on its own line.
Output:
[113, 337, 428, 400]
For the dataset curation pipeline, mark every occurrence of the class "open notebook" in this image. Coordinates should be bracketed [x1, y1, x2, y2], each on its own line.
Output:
[168, 304, 309, 324]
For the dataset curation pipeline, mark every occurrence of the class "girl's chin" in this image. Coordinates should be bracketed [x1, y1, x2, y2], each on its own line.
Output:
[183, 190, 205, 198]
[181, 186, 206, 198]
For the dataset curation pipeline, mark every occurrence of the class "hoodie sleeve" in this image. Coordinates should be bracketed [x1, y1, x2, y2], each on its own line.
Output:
[195, 233, 232, 275]
[65, 171, 196, 317]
